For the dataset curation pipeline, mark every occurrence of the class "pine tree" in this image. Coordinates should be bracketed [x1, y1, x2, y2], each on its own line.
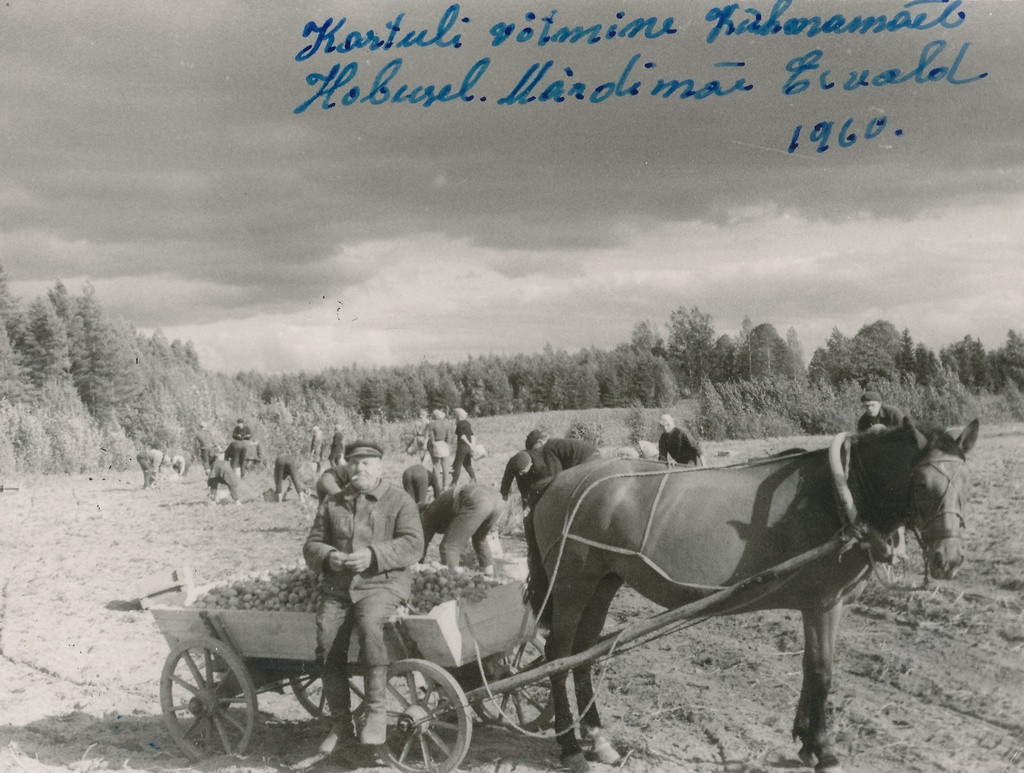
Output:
[21, 296, 72, 390]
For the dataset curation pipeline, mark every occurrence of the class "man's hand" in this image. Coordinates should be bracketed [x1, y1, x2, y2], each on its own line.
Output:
[326, 551, 348, 571]
[342, 547, 373, 573]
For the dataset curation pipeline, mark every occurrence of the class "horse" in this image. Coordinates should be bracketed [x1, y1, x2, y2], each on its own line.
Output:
[525, 418, 979, 773]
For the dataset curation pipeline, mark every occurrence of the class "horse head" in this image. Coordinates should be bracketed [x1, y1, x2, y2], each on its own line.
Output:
[906, 418, 979, 580]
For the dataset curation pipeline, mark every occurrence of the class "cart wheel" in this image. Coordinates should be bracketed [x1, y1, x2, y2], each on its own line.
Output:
[382, 659, 473, 773]
[291, 674, 366, 719]
[472, 637, 554, 732]
[290, 674, 325, 718]
[159, 636, 258, 760]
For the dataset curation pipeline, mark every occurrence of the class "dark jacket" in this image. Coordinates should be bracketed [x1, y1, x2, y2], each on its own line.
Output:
[658, 426, 703, 465]
[304, 480, 424, 603]
[540, 438, 600, 477]
[857, 405, 906, 433]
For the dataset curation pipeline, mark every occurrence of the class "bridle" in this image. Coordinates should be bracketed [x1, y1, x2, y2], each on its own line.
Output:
[909, 457, 966, 544]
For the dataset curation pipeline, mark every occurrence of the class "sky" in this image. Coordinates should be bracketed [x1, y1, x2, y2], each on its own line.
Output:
[2, 0, 1022, 373]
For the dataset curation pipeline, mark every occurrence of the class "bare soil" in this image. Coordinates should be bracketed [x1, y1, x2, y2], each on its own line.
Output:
[1, 429, 1022, 773]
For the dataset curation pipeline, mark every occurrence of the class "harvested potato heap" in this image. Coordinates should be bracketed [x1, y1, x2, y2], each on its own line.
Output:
[407, 562, 504, 614]
[192, 560, 505, 615]
[192, 562, 320, 612]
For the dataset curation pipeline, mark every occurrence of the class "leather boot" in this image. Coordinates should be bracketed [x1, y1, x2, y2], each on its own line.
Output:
[318, 712, 356, 754]
[320, 670, 356, 754]
[360, 666, 389, 745]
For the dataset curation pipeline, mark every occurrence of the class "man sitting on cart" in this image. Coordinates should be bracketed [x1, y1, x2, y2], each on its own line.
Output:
[303, 440, 424, 752]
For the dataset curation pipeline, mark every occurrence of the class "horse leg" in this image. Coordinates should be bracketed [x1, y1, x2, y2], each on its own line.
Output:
[794, 602, 845, 773]
[572, 574, 624, 765]
[546, 611, 588, 772]
[545, 560, 615, 772]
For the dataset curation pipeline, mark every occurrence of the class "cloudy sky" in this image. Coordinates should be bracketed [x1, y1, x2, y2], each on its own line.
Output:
[2, 0, 1021, 373]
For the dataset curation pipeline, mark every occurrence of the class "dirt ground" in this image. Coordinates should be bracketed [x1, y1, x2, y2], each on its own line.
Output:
[1, 429, 1022, 773]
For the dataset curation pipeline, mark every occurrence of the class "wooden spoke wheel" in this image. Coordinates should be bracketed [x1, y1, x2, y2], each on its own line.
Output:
[159, 636, 258, 760]
[382, 659, 473, 773]
[290, 673, 326, 718]
[472, 637, 554, 732]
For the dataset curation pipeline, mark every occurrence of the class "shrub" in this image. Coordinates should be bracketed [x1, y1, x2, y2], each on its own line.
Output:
[566, 417, 605, 446]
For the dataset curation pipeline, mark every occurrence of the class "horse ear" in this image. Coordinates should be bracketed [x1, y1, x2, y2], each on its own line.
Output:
[956, 419, 980, 456]
[903, 416, 928, 450]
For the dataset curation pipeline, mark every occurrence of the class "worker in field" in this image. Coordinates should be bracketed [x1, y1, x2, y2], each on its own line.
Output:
[857, 390, 910, 565]
[273, 453, 314, 504]
[450, 408, 478, 486]
[231, 417, 253, 442]
[169, 454, 188, 477]
[316, 462, 351, 503]
[310, 424, 325, 471]
[500, 449, 546, 511]
[526, 431, 602, 479]
[225, 438, 249, 478]
[207, 457, 243, 505]
[419, 483, 502, 575]
[304, 440, 424, 751]
[195, 421, 219, 476]
[857, 390, 907, 433]
[657, 413, 706, 467]
[401, 463, 440, 506]
[327, 423, 345, 467]
[136, 448, 166, 489]
[426, 409, 452, 490]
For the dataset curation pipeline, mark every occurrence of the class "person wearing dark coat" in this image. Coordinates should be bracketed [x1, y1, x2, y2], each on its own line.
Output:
[657, 414, 705, 467]
[273, 454, 313, 503]
[857, 390, 907, 433]
[499, 450, 547, 508]
[402, 463, 440, 505]
[207, 458, 243, 504]
[419, 483, 502, 573]
[316, 463, 351, 503]
[225, 439, 250, 477]
[327, 424, 345, 467]
[303, 441, 423, 751]
[195, 422, 219, 475]
[536, 437, 601, 478]
[450, 408, 477, 486]
[231, 418, 253, 442]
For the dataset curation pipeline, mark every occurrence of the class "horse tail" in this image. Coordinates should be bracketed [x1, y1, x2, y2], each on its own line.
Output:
[523, 511, 553, 627]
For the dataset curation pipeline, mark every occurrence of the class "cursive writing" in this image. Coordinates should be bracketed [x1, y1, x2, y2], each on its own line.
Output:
[705, 0, 966, 44]
[488, 10, 677, 47]
[783, 40, 986, 96]
[294, 58, 489, 112]
[296, 4, 468, 61]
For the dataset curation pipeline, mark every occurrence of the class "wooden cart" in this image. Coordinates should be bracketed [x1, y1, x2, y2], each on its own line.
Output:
[148, 578, 552, 773]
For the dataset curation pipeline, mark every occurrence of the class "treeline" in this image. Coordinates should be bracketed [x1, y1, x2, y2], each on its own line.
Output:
[2, 261, 1023, 474]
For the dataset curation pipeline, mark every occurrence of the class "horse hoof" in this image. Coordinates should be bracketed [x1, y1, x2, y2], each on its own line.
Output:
[562, 751, 590, 773]
[591, 736, 622, 765]
[797, 746, 817, 767]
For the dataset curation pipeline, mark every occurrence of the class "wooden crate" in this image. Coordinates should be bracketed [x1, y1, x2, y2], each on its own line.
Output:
[150, 606, 319, 660]
[137, 565, 196, 610]
[149, 580, 533, 667]
[400, 581, 534, 668]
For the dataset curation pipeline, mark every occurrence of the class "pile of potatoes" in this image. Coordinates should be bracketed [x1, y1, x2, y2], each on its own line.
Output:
[408, 562, 503, 614]
[191, 560, 505, 615]
[192, 562, 320, 612]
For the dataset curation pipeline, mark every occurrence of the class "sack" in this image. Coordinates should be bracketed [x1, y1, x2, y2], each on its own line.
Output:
[431, 440, 450, 459]
[470, 442, 487, 461]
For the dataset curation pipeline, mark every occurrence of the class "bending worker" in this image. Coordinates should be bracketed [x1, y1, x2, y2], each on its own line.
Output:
[419, 483, 502, 575]
[402, 463, 440, 506]
[273, 453, 314, 503]
[657, 413, 706, 467]
[303, 440, 423, 752]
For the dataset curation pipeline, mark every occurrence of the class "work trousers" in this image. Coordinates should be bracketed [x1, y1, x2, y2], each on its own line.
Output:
[317, 592, 400, 715]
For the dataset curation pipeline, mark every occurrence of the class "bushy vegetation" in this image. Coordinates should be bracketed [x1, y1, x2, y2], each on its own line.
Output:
[3, 259, 1023, 475]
